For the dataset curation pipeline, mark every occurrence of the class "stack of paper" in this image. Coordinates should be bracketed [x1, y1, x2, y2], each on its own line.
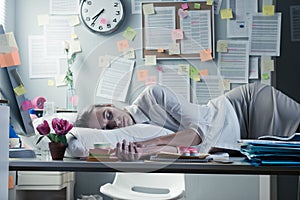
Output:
[86, 148, 118, 162]
[239, 133, 300, 165]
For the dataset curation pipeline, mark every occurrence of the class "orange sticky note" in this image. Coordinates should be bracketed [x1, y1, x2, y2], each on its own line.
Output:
[157, 48, 164, 53]
[0, 50, 21, 68]
[117, 40, 129, 52]
[9, 175, 14, 189]
[199, 69, 209, 76]
[199, 48, 213, 62]
[137, 69, 149, 81]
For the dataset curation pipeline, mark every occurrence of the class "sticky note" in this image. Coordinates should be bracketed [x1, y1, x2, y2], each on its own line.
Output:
[221, 79, 231, 90]
[190, 66, 200, 81]
[178, 8, 189, 19]
[199, 69, 209, 76]
[262, 59, 274, 71]
[21, 100, 33, 111]
[68, 15, 80, 26]
[157, 48, 164, 53]
[123, 27, 137, 41]
[70, 40, 82, 54]
[98, 55, 111, 68]
[9, 175, 14, 189]
[143, 4, 155, 15]
[71, 34, 78, 39]
[0, 50, 21, 68]
[194, 3, 201, 9]
[181, 3, 188, 10]
[0, 34, 10, 53]
[262, 73, 270, 80]
[172, 29, 184, 40]
[220, 8, 233, 19]
[117, 40, 129, 52]
[137, 69, 149, 81]
[169, 43, 180, 55]
[69, 95, 79, 106]
[55, 74, 67, 87]
[37, 14, 49, 26]
[178, 64, 189, 75]
[199, 48, 213, 62]
[206, 0, 214, 6]
[124, 48, 135, 59]
[217, 40, 228, 53]
[157, 66, 163, 72]
[48, 79, 55, 86]
[13, 85, 26, 96]
[145, 75, 157, 86]
[145, 55, 157, 66]
[263, 5, 275, 16]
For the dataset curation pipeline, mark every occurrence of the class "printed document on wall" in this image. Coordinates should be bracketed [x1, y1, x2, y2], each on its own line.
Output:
[226, 0, 257, 38]
[218, 40, 249, 83]
[96, 57, 135, 102]
[249, 13, 282, 56]
[180, 10, 212, 54]
[144, 6, 176, 50]
[158, 64, 190, 101]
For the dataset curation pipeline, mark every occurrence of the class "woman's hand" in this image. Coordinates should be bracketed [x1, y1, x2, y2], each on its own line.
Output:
[115, 140, 143, 161]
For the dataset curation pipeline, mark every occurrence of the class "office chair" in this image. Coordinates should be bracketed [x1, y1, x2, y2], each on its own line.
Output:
[100, 173, 185, 200]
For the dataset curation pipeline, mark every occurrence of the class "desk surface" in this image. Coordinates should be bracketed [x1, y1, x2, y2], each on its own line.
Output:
[9, 157, 300, 175]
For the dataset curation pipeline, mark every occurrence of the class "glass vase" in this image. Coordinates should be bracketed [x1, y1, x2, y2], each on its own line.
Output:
[66, 85, 78, 110]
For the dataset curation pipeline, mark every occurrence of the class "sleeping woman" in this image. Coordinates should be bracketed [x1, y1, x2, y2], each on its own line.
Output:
[75, 83, 300, 161]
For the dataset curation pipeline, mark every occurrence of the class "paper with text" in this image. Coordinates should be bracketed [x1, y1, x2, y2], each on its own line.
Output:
[96, 58, 135, 102]
[50, 0, 79, 15]
[144, 6, 176, 50]
[218, 40, 249, 83]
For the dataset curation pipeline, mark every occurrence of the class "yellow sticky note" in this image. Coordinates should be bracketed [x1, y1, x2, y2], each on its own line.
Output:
[124, 48, 135, 59]
[123, 27, 137, 41]
[71, 34, 78, 39]
[68, 15, 80, 26]
[190, 66, 200, 81]
[145, 55, 157, 66]
[262, 59, 274, 71]
[168, 43, 180, 55]
[217, 40, 228, 53]
[220, 8, 233, 19]
[263, 5, 275, 16]
[220, 79, 231, 91]
[206, 0, 214, 6]
[117, 40, 129, 52]
[178, 64, 189, 75]
[137, 69, 149, 81]
[199, 69, 209, 76]
[37, 14, 49, 26]
[48, 79, 55, 86]
[194, 3, 201, 9]
[14, 85, 26, 96]
[199, 48, 213, 62]
[143, 4, 155, 15]
[98, 55, 111, 68]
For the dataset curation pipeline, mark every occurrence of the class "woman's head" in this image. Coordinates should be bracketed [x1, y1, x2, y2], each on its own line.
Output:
[75, 104, 135, 129]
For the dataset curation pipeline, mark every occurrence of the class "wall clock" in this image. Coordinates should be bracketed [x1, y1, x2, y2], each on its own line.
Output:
[79, 0, 125, 34]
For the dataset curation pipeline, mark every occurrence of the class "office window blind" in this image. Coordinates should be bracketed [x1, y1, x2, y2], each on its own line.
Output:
[0, 0, 7, 29]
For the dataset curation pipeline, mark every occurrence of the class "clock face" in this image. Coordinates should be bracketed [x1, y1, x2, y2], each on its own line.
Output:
[80, 0, 125, 34]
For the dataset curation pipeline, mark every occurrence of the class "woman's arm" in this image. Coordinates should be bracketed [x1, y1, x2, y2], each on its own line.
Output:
[135, 128, 202, 148]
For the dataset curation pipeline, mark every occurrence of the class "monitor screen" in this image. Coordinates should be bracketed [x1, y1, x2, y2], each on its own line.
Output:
[0, 25, 35, 136]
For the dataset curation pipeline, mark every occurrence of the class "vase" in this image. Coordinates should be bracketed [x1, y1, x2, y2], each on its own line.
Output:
[66, 85, 78, 110]
[48, 142, 67, 160]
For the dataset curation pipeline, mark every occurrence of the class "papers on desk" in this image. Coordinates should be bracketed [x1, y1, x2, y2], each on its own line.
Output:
[239, 133, 300, 166]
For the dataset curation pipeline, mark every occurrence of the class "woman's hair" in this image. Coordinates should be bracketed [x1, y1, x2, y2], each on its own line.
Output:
[74, 104, 113, 128]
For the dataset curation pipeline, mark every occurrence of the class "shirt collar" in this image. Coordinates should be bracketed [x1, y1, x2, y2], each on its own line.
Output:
[124, 105, 150, 124]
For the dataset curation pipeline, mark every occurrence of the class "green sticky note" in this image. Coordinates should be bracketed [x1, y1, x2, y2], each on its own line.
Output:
[189, 66, 200, 81]
[123, 27, 137, 41]
[194, 3, 201, 9]
[262, 73, 269, 80]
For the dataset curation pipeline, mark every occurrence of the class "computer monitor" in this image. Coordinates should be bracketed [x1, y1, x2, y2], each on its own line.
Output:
[0, 24, 35, 136]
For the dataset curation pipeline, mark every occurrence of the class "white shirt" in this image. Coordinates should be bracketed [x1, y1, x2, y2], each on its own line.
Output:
[125, 85, 240, 153]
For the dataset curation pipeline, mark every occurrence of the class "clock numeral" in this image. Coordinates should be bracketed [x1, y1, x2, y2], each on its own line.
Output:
[113, 18, 117, 23]
[99, 26, 103, 30]
[114, 3, 119, 7]
[115, 11, 120, 15]
[107, 24, 111, 28]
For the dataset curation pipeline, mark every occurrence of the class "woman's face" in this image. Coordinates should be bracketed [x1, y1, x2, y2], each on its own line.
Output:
[88, 106, 135, 129]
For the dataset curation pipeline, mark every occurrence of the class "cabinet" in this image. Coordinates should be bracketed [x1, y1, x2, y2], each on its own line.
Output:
[9, 171, 75, 200]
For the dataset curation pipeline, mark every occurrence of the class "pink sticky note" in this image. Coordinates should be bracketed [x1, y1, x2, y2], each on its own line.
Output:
[21, 100, 33, 111]
[156, 66, 163, 72]
[172, 29, 184, 40]
[145, 75, 157, 86]
[100, 18, 107, 24]
[178, 8, 189, 19]
[181, 3, 189, 10]
[117, 40, 129, 52]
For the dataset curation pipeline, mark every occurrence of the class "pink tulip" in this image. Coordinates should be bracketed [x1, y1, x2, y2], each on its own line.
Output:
[52, 118, 73, 136]
[36, 120, 51, 135]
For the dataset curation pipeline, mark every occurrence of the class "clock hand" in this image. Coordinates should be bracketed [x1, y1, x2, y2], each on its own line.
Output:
[91, 9, 105, 26]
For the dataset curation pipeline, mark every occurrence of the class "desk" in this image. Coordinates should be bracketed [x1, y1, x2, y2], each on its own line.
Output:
[9, 157, 300, 175]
